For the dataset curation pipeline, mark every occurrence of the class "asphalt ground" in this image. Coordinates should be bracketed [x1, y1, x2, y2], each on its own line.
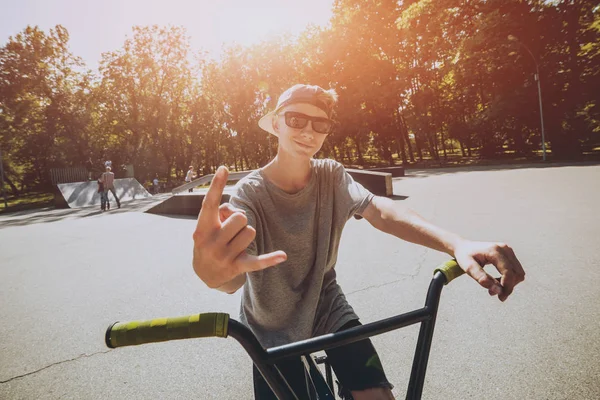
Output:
[1, 162, 599, 399]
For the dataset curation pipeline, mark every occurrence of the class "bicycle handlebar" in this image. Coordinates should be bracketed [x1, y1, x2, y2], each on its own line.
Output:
[105, 260, 464, 349]
[105, 312, 229, 348]
[433, 259, 465, 284]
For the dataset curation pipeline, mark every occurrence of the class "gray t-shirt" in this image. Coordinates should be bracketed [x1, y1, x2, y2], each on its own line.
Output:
[229, 158, 374, 348]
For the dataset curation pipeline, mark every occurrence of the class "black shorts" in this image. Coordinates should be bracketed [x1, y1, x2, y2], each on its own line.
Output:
[253, 319, 393, 399]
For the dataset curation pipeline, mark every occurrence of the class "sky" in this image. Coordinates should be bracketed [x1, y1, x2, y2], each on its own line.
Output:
[1, 0, 334, 70]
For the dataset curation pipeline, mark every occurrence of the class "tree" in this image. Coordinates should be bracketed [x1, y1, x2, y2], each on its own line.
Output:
[97, 25, 199, 179]
[0, 25, 93, 190]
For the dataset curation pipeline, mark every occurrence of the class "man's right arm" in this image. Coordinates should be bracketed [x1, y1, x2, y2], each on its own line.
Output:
[192, 167, 286, 294]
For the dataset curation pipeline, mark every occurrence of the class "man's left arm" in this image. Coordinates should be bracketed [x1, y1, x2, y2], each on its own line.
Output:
[361, 196, 525, 302]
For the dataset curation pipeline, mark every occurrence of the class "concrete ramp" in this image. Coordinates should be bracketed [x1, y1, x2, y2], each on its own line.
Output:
[146, 187, 238, 217]
[147, 168, 396, 217]
[55, 178, 151, 208]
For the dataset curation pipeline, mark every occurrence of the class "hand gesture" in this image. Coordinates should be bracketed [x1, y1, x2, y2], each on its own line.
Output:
[454, 240, 525, 302]
[192, 166, 287, 289]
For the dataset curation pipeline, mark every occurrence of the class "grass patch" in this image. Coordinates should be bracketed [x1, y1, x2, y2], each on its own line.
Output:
[0, 192, 54, 213]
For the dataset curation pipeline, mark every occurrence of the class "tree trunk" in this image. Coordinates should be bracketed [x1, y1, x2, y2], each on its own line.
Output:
[354, 135, 364, 166]
[396, 134, 407, 165]
[394, 113, 408, 165]
[439, 126, 447, 159]
[427, 133, 439, 160]
[399, 113, 415, 163]
[415, 136, 423, 161]
[4, 175, 20, 196]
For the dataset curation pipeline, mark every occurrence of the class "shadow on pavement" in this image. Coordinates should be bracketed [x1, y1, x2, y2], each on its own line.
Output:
[0, 195, 170, 229]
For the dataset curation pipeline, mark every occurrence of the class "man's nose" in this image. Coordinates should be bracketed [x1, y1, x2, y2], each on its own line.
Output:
[300, 121, 315, 138]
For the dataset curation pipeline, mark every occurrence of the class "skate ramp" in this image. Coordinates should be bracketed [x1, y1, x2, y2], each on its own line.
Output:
[147, 168, 395, 217]
[146, 187, 237, 217]
[55, 178, 151, 208]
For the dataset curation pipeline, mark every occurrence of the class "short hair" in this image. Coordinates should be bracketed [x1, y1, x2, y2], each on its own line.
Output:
[317, 88, 339, 110]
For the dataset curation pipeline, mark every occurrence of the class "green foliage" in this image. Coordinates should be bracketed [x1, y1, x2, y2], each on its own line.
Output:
[1, 0, 598, 192]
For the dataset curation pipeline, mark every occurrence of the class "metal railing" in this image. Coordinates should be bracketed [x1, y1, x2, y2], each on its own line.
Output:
[50, 167, 89, 185]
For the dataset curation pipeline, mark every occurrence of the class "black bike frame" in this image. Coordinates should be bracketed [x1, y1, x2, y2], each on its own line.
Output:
[226, 271, 449, 400]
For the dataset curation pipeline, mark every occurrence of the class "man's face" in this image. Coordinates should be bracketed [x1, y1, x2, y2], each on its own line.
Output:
[273, 103, 330, 158]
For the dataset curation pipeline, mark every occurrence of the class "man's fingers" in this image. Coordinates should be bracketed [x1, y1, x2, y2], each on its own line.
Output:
[498, 261, 519, 301]
[219, 203, 245, 223]
[499, 275, 514, 301]
[487, 276, 502, 296]
[490, 246, 525, 301]
[498, 250, 525, 302]
[506, 247, 526, 284]
[218, 211, 249, 246]
[463, 259, 503, 296]
[196, 166, 228, 228]
[238, 251, 288, 273]
[227, 225, 256, 257]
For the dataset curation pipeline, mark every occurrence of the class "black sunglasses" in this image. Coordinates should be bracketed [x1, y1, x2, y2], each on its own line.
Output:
[279, 111, 335, 135]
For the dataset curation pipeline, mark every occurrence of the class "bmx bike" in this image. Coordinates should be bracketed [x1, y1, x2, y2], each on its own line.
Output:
[105, 259, 466, 399]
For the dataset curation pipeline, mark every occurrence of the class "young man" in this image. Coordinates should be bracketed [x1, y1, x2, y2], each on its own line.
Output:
[101, 165, 121, 208]
[97, 176, 109, 211]
[192, 84, 525, 400]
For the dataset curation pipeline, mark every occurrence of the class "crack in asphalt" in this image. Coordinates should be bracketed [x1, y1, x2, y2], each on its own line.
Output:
[345, 276, 412, 296]
[345, 246, 430, 297]
[0, 350, 112, 384]
[346, 190, 440, 297]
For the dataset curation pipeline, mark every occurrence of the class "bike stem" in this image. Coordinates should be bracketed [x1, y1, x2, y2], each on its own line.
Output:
[406, 271, 447, 399]
[226, 271, 448, 400]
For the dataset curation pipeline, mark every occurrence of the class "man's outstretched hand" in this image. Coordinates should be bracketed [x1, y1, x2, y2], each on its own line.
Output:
[454, 240, 525, 302]
[192, 166, 287, 289]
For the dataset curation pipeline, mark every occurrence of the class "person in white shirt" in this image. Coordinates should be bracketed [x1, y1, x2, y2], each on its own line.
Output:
[100, 166, 120, 208]
[152, 175, 160, 194]
[185, 166, 197, 192]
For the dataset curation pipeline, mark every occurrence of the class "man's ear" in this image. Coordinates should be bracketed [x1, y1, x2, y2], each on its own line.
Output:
[272, 116, 280, 133]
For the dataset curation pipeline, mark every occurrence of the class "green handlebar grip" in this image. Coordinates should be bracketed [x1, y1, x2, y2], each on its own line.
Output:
[105, 312, 229, 348]
[434, 259, 465, 285]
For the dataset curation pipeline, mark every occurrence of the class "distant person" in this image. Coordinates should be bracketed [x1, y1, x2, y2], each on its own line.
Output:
[101, 166, 121, 208]
[185, 166, 197, 192]
[153, 174, 160, 194]
[97, 176, 109, 211]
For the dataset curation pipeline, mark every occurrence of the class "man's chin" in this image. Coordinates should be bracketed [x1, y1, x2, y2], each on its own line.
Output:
[280, 142, 319, 159]
[300, 147, 318, 158]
